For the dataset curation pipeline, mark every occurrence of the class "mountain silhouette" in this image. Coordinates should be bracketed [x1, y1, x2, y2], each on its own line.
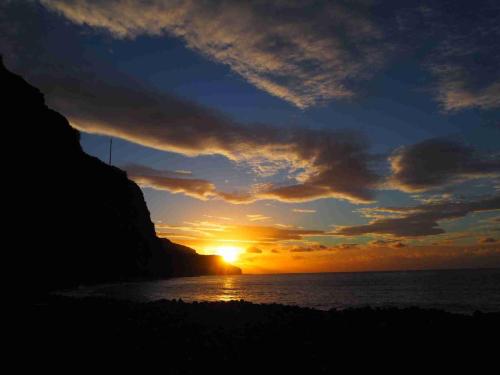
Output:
[3, 57, 240, 293]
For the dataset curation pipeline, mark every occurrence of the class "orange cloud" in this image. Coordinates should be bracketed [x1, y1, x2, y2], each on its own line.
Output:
[479, 237, 498, 244]
[246, 214, 271, 222]
[156, 221, 326, 245]
[238, 242, 500, 274]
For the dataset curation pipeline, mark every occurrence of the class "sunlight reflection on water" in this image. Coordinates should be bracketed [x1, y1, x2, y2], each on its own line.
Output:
[218, 276, 238, 302]
[63, 269, 500, 314]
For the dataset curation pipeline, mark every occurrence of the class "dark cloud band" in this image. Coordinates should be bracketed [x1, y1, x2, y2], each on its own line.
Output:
[389, 138, 500, 192]
[335, 195, 500, 237]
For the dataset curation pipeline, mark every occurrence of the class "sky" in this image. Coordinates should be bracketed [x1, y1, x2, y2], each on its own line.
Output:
[2, 0, 499, 273]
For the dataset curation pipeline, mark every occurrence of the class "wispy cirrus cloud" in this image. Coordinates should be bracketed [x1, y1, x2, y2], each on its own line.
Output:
[246, 214, 271, 222]
[42, 0, 500, 111]
[432, 66, 500, 111]
[40, 0, 386, 108]
[8, 0, 500, 115]
[292, 208, 316, 213]
[423, 1, 500, 111]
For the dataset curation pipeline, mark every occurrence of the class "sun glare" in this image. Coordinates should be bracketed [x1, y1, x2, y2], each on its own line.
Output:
[216, 245, 242, 263]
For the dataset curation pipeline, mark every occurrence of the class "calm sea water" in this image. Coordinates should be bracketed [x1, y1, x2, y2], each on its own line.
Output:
[64, 268, 500, 314]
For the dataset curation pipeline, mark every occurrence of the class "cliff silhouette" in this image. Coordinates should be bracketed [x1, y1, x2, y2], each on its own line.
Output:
[3, 58, 240, 293]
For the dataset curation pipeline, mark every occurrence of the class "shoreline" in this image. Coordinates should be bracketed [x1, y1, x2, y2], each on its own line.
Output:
[52, 268, 500, 315]
[54, 291, 498, 316]
[48, 293, 500, 315]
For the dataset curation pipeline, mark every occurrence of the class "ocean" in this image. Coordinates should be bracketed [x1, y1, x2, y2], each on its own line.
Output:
[64, 268, 500, 314]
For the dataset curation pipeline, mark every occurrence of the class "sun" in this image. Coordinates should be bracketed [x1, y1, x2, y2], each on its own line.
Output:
[216, 245, 242, 263]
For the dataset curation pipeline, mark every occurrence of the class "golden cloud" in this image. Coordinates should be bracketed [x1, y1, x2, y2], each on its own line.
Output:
[41, 0, 386, 108]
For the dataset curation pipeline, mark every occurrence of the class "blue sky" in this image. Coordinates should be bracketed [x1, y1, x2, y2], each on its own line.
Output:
[2, 0, 499, 272]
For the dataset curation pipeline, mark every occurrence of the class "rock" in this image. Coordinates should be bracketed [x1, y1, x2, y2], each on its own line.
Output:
[2, 56, 240, 293]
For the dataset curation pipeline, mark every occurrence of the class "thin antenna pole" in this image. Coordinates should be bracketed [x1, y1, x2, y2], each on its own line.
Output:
[109, 138, 113, 165]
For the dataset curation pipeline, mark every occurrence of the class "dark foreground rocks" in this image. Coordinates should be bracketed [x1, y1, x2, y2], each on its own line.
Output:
[24, 296, 499, 373]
